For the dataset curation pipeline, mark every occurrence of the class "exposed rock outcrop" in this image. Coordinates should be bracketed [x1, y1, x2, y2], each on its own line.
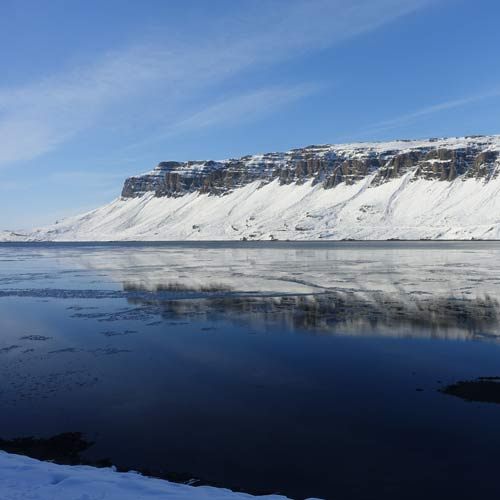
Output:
[121, 136, 500, 198]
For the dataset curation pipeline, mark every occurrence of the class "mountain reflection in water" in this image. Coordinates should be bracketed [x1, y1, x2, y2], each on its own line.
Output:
[123, 283, 500, 341]
[84, 241, 500, 341]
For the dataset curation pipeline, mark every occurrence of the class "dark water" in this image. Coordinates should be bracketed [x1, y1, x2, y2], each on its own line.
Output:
[1, 242, 500, 499]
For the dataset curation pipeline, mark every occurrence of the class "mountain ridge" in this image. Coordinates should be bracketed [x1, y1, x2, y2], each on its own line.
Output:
[3, 134, 500, 242]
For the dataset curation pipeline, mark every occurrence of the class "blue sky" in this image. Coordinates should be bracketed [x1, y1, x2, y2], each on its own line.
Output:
[1, 0, 500, 229]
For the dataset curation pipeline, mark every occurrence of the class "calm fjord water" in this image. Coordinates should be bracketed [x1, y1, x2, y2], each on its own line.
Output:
[1, 241, 500, 499]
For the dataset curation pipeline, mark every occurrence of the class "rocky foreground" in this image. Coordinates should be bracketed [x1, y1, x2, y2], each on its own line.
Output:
[4, 135, 500, 241]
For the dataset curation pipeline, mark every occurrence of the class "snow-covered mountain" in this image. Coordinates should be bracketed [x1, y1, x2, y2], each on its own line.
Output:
[8, 135, 500, 241]
[0, 231, 27, 242]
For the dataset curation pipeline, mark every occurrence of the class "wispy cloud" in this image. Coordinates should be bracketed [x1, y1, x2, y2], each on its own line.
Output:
[359, 88, 500, 137]
[128, 83, 323, 149]
[0, 46, 169, 164]
[176, 83, 321, 130]
[0, 0, 432, 167]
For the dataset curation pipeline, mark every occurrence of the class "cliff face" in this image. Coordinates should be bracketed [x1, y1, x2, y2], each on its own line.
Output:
[121, 136, 500, 199]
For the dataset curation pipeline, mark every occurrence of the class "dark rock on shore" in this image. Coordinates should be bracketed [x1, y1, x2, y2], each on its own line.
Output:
[440, 377, 500, 404]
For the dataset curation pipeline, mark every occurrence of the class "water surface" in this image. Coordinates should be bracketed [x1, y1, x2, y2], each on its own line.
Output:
[1, 242, 500, 499]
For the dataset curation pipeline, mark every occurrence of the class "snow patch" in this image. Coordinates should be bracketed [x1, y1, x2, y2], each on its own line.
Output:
[0, 452, 314, 500]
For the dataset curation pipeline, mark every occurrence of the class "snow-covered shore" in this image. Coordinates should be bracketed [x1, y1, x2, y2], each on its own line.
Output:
[0, 452, 313, 500]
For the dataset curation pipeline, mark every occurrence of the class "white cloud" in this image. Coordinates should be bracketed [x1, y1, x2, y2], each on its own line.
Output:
[177, 84, 320, 130]
[360, 88, 500, 136]
[127, 83, 323, 149]
[0, 0, 432, 167]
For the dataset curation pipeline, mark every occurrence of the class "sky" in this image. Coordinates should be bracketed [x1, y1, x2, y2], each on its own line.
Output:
[1, 0, 500, 229]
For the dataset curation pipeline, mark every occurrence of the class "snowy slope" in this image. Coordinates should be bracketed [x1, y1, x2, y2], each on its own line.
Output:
[0, 231, 28, 242]
[26, 174, 500, 241]
[0, 452, 305, 500]
[8, 135, 500, 241]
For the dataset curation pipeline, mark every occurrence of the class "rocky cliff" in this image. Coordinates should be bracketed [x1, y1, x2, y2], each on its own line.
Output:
[121, 136, 500, 199]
